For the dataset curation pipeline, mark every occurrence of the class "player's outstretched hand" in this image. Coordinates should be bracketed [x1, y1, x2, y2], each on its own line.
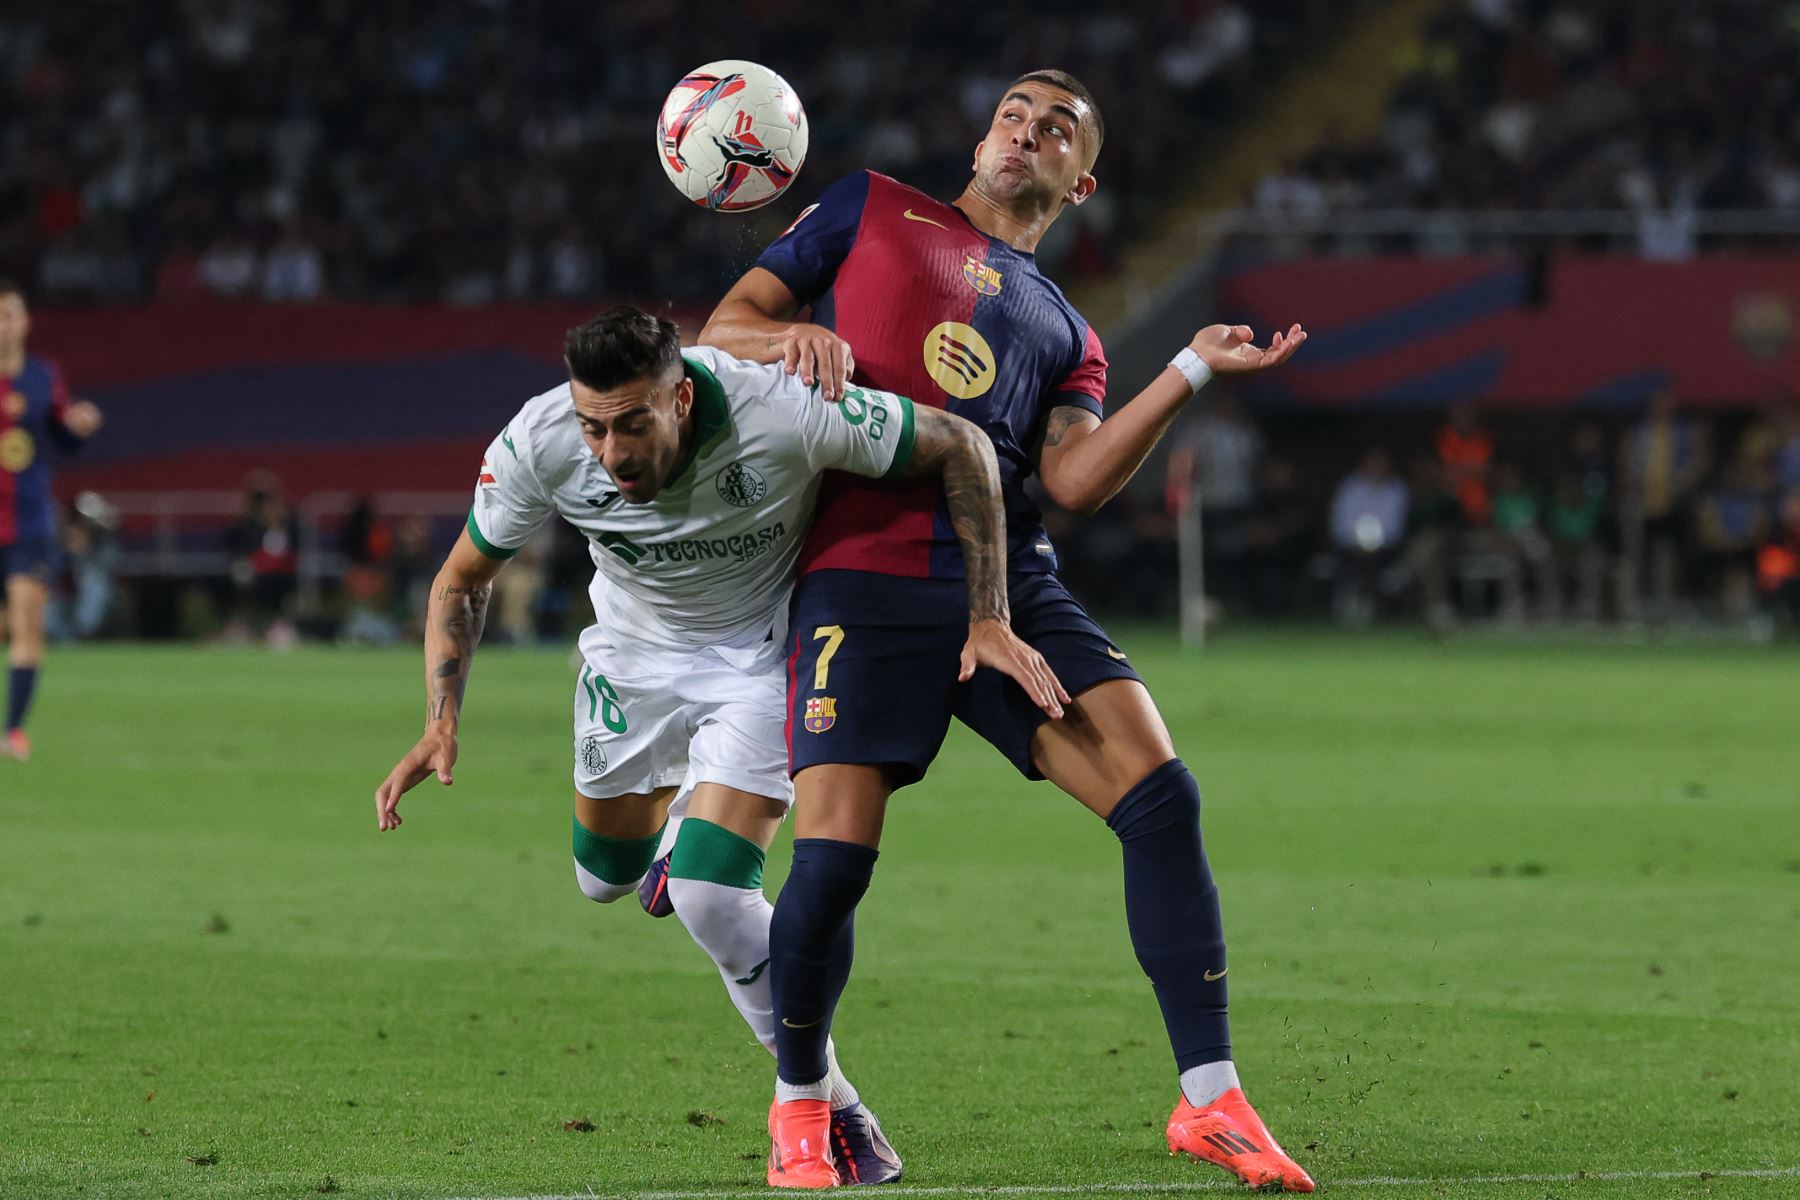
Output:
[959, 619, 1071, 719]
[1191, 323, 1306, 374]
[778, 323, 856, 401]
[373, 727, 458, 831]
[64, 400, 104, 438]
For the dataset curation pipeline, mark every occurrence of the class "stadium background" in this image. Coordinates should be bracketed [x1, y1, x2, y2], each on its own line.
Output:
[4, 4, 1800, 1199]
[7, 0, 1799, 641]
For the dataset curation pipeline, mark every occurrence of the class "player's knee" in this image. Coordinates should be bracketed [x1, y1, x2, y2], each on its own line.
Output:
[571, 815, 659, 903]
[1105, 757, 1200, 841]
[574, 863, 638, 904]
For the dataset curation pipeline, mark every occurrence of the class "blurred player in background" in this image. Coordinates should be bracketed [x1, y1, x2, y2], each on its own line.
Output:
[0, 280, 104, 761]
[702, 72, 1312, 1191]
[373, 306, 1061, 1180]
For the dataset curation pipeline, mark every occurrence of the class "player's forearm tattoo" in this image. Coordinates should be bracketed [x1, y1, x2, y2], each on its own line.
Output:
[426, 583, 489, 724]
[939, 426, 1010, 624]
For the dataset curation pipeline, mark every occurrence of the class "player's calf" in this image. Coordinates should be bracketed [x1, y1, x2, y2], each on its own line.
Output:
[666, 818, 777, 1050]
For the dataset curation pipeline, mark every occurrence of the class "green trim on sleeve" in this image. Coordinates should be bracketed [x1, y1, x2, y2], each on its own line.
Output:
[465, 509, 521, 560]
[882, 395, 917, 478]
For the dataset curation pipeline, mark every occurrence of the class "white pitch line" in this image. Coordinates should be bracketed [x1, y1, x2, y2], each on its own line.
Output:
[455, 1163, 1800, 1200]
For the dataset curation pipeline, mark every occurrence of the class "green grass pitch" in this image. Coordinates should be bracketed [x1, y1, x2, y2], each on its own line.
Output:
[2, 633, 1797, 1199]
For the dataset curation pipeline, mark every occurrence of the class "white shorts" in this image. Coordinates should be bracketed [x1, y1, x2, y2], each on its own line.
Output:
[571, 624, 793, 809]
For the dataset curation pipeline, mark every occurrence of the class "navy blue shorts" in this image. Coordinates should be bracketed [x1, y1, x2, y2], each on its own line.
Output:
[786, 569, 1142, 787]
[0, 537, 56, 582]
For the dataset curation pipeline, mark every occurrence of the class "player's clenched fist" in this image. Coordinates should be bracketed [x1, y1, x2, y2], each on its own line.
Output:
[373, 727, 459, 831]
[776, 323, 855, 401]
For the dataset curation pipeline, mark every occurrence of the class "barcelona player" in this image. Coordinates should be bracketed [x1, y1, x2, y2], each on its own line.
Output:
[0, 281, 104, 762]
[700, 72, 1312, 1190]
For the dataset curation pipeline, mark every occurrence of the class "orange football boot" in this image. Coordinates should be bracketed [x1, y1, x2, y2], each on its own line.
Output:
[1166, 1087, 1315, 1192]
[5, 729, 28, 761]
[768, 1097, 841, 1189]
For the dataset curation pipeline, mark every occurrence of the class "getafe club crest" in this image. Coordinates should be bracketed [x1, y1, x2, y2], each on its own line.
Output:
[580, 735, 607, 775]
[716, 461, 768, 508]
[962, 255, 1003, 297]
[803, 696, 837, 734]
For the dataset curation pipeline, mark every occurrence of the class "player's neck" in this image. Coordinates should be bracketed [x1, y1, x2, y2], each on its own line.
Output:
[0, 346, 21, 378]
[952, 185, 1059, 254]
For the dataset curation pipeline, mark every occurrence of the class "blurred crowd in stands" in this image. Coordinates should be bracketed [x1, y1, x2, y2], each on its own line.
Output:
[0, 0, 1343, 306]
[1156, 391, 1800, 635]
[1252, 0, 1800, 255]
[37, 391, 1800, 643]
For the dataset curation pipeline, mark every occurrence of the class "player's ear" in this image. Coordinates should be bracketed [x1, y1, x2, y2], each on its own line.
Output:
[1063, 170, 1097, 207]
[972, 139, 984, 172]
[674, 376, 694, 419]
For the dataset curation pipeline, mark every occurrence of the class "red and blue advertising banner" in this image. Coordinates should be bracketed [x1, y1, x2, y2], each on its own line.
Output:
[1216, 255, 1798, 408]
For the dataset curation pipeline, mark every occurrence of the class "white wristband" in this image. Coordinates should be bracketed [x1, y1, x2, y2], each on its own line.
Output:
[1169, 347, 1213, 394]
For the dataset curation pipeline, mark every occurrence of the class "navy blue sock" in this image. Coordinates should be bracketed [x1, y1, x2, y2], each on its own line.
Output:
[770, 837, 878, 1084]
[6, 666, 38, 733]
[1105, 758, 1232, 1070]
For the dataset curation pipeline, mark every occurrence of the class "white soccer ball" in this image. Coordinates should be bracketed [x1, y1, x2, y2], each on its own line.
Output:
[656, 59, 809, 212]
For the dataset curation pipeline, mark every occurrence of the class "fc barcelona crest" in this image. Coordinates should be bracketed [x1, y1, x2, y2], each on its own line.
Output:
[803, 696, 837, 734]
[962, 256, 1003, 297]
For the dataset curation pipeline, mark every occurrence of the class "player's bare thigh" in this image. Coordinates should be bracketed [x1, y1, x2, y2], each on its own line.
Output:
[575, 783, 790, 852]
[1029, 678, 1177, 821]
[5, 573, 49, 666]
[575, 785, 678, 840]
[685, 782, 788, 852]
[791, 763, 892, 847]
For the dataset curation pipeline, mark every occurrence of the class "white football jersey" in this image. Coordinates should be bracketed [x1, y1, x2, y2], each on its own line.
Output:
[468, 346, 915, 649]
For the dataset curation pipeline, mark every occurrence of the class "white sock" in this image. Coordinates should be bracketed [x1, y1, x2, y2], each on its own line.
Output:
[665, 819, 867, 1110]
[775, 1075, 832, 1104]
[825, 1040, 860, 1110]
[666, 873, 777, 1051]
[653, 814, 683, 861]
[1180, 1059, 1241, 1109]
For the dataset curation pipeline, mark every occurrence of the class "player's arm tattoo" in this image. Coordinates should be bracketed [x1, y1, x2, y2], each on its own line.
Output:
[902, 407, 1010, 623]
[1039, 405, 1093, 450]
[426, 582, 490, 724]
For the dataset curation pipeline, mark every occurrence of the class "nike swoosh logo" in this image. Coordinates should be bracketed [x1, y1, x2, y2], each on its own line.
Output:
[1203, 968, 1227, 982]
[1106, 647, 1128, 660]
[780, 1015, 825, 1029]
[734, 958, 770, 986]
[903, 208, 948, 230]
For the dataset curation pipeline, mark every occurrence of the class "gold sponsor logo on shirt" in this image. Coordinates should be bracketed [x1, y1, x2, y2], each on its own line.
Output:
[922, 321, 997, 400]
[0, 428, 35, 473]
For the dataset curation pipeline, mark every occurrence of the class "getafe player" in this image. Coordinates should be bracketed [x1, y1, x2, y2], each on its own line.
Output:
[373, 306, 1063, 1180]
[701, 73, 1312, 1190]
[0, 280, 104, 762]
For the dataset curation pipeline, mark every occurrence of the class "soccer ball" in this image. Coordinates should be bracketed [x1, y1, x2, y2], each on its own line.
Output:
[657, 60, 809, 212]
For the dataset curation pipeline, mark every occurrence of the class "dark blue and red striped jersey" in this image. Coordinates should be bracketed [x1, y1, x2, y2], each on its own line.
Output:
[755, 171, 1107, 580]
[0, 354, 81, 545]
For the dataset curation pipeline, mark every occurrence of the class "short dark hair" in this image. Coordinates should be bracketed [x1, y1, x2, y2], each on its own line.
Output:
[1009, 69, 1104, 166]
[563, 305, 682, 392]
